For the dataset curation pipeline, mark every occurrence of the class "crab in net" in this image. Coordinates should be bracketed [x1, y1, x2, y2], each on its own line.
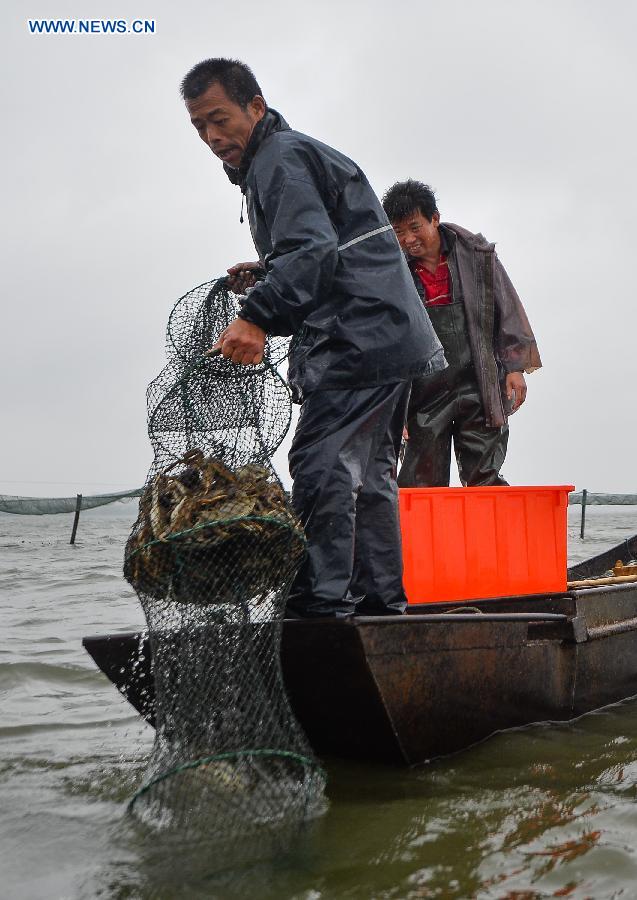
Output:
[124, 447, 305, 605]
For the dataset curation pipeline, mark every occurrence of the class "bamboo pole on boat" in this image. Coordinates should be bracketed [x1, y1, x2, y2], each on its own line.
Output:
[567, 573, 637, 589]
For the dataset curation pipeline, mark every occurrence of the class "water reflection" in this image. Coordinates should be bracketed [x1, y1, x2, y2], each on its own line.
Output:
[79, 702, 637, 898]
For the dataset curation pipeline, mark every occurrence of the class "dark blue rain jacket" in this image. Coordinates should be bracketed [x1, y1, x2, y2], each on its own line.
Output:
[225, 109, 444, 398]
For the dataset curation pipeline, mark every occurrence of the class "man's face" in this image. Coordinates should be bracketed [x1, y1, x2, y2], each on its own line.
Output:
[186, 82, 266, 169]
[392, 210, 441, 260]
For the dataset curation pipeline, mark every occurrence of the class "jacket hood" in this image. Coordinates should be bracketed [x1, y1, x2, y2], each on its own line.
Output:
[224, 108, 290, 191]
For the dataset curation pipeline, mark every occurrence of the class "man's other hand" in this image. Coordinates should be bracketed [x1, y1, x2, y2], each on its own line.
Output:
[210, 318, 266, 366]
[506, 372, 527, 414]
[227, 261, 263, 294]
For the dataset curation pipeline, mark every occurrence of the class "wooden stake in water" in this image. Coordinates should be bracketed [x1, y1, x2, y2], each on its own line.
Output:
[70, 494, 82, 544]
[580, 488, 588, 539]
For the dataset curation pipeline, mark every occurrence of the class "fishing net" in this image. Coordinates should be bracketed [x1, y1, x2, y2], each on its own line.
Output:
[123, 277, 325, 852]
[0, 488, 142, 515]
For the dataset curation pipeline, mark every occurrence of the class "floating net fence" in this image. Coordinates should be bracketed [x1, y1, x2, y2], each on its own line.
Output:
[0, 488, 142, 515]
[569, 493, 637, 505]
[3, 490, 635, 517]
[123, 277, 325, 855]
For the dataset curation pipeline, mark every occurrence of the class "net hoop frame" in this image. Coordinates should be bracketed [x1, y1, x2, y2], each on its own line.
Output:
[128, 748, 326, 811]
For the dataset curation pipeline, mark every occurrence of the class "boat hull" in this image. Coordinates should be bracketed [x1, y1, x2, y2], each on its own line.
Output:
[83, 582, 637, 765]
[567, 533, 637, 580]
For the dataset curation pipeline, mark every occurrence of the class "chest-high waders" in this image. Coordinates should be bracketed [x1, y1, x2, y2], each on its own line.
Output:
[398, 298, 509, 487]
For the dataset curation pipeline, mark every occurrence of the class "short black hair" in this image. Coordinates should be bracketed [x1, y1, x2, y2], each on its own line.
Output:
[382, 180, 439, 223]
[180, 58, 264, 108]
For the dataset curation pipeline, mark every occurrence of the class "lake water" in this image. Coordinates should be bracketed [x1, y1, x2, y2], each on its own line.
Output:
[1, 502, 636, 899]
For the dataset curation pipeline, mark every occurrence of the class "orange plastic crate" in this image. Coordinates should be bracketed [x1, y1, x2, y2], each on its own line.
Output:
[399, 485, 574, 604]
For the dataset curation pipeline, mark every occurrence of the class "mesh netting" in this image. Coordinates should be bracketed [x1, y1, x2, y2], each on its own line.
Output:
[0, 488, 142, 515]
[568, 494, 637, 505]
[123, 277, 325, 850]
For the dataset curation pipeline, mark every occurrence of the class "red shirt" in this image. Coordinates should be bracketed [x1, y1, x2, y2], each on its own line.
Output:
[414, 255, 452, 306]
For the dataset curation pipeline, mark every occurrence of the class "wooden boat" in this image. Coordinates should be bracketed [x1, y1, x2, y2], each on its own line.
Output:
[83, 535, 637, 766]
[567, 532, 637, 579]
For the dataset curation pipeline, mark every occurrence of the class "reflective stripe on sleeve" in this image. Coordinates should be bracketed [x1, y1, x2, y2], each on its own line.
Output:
[337, 224, 393, 252]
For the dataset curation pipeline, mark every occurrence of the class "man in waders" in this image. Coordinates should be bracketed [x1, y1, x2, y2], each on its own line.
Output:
[382, 180, 541, 487]
[181, 59, 444, 617]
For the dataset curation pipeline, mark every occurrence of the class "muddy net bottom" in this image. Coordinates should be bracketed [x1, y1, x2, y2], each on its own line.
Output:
[132, 750, 324, 836]
[128, 600, 326, 845]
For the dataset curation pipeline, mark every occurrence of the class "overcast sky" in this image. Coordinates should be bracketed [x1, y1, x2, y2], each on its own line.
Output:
[2, 0, 636, 497]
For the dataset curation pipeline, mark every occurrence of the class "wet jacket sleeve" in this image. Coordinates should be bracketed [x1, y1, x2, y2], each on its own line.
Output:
[494, 255, 542, 374]
[238, 171, 339, 336]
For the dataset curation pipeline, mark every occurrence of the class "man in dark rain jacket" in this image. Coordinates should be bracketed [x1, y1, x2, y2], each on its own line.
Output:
[181, 59, 444, 618]
[382, 180, 541, 487]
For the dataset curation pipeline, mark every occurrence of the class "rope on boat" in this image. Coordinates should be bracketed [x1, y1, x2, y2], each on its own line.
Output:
[445, 606, 484, 614]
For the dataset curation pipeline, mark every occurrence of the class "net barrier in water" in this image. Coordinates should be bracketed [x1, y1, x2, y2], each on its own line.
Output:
[123, 277, 326, 846]
[0, 488, 142, 515]
[568, 494, 637, 505]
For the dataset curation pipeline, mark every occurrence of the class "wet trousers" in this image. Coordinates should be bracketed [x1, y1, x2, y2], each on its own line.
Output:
[398, 374, 509, 487]
[286, 382, 411, 618]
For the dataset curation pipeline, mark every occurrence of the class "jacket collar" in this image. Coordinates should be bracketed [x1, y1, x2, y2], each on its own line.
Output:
[441, 221, 495, 251]
[439, 223, 456, 255]
[224, 108, 290, 192]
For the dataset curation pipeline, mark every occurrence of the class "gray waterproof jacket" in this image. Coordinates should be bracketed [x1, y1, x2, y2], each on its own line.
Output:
[225, 110, 444, 399]
[410, 223, 542, 428]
